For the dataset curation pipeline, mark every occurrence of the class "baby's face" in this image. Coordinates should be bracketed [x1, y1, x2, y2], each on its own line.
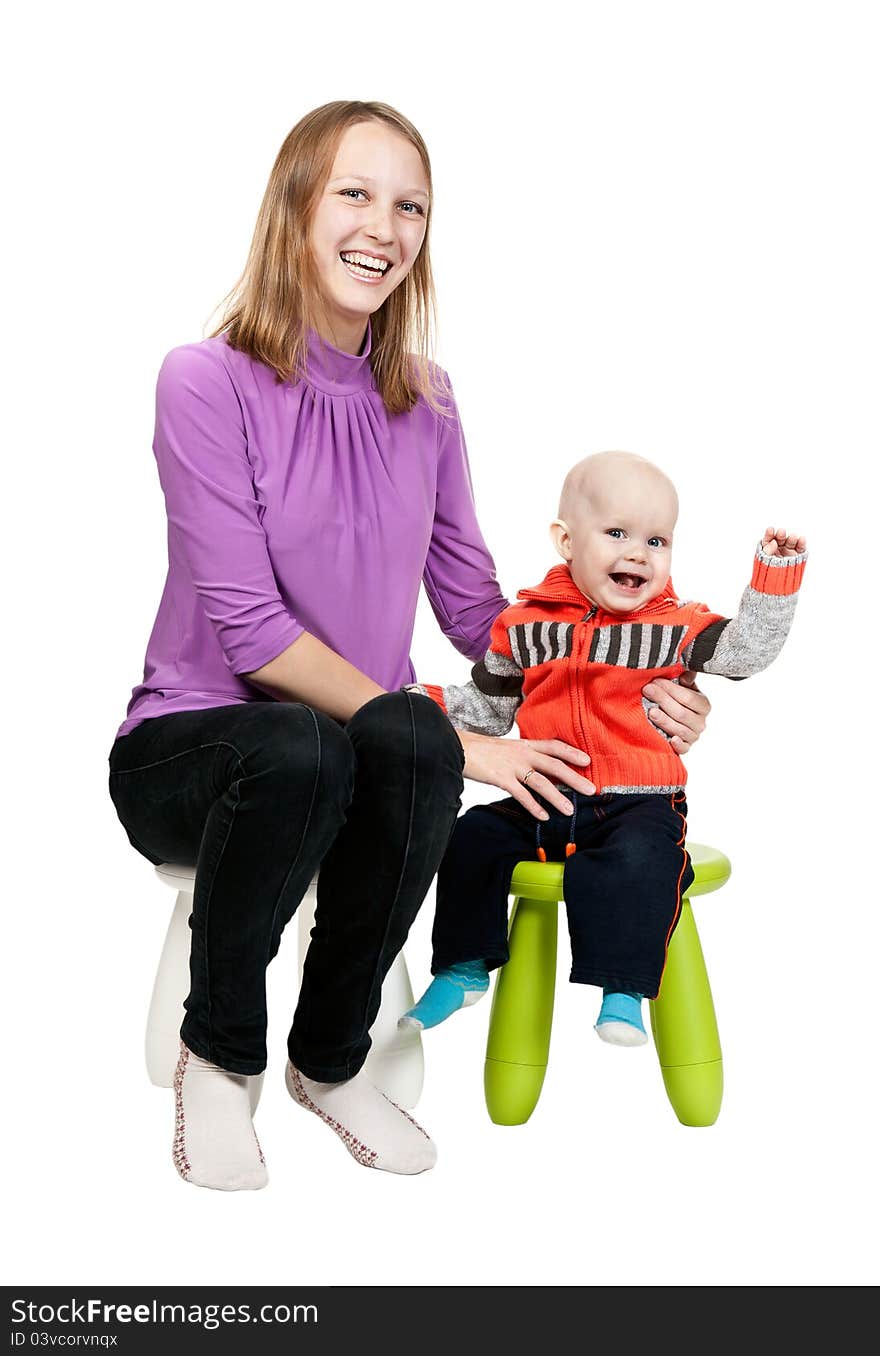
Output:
[554, 462, 677, 614]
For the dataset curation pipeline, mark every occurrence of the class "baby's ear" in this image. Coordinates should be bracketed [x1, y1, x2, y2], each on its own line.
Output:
[550, 519, 572, 561]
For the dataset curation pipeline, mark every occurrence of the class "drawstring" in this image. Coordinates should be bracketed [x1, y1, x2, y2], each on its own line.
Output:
[566, 791, 578, 856]
[535, 791, 579, 862]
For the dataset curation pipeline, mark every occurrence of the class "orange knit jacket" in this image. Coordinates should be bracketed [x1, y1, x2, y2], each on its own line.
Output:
[411, 545, 807, 793]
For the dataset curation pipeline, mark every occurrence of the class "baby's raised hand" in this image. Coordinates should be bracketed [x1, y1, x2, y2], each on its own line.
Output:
[762, 526, 807, 557]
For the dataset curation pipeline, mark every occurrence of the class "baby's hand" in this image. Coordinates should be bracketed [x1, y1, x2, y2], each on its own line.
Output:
[762, 526, 807, 557]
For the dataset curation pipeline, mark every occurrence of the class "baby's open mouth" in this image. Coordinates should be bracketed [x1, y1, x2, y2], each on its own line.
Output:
[609, 573, 646, 591]
[340, 251, 391, 279]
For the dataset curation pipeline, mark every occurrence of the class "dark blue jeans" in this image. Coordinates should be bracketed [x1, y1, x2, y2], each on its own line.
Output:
[107, 691, 465, 1079]
[431, 791, 694, 998]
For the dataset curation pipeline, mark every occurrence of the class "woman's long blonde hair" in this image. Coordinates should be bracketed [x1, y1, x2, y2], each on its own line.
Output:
[207, 100, 447, 415]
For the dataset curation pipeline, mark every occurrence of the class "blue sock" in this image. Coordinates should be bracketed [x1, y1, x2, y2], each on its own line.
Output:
[398, 961, 490, 1031]
[594, 989, 648, 1046]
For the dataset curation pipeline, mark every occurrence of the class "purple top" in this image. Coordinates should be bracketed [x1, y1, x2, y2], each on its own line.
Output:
[116, 323, 508, 738]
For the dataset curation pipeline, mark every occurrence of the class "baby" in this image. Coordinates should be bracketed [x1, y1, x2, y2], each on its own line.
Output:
[400, 450, 807, 1044]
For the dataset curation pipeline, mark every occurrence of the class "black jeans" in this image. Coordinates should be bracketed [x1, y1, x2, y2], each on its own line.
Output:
[431, 791, 694, 998]
[107, 691, 465, 1079]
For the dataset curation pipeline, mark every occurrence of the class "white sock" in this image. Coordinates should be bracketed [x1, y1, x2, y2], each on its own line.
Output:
[594, 1020, 649, 1047]
[173, 1043, 268, 1191]
[594, 990, 649, 1047]
[285, 1061, 437, 1175]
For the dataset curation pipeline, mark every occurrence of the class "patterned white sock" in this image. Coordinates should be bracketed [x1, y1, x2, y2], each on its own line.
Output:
[285, 1061, 437, 1175]
[173, 1043, 268, 1191]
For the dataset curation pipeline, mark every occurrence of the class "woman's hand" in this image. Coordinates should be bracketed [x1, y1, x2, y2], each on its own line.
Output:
[642, 671, 711, 755]
[455, 731, 595, 820]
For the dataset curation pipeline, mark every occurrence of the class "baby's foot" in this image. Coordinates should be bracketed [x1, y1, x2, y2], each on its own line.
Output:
[594, 990, 648, 1047]
[286, 1062, 436, 1175]
[173, 1043, 267, 1190]
[398, 960, 490, 1031]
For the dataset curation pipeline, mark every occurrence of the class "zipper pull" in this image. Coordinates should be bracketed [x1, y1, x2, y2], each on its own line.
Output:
[581, 606, 597, 622]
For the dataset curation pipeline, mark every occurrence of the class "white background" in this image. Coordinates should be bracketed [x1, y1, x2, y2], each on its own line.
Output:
[5, 0, 877, 1289]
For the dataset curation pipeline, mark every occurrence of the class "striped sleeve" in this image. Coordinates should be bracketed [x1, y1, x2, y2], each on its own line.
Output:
[681, 543, 808, 679]
[406, 608, 525, 734]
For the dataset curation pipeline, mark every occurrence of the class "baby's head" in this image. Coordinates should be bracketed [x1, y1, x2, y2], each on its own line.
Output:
[550, 451, 678, 613]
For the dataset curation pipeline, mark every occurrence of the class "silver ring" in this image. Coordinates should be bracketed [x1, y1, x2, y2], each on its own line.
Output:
[521, 770, 536, 787]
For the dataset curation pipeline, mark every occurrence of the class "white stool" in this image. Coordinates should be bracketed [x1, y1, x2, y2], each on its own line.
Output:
[146, 864, 425, 1110]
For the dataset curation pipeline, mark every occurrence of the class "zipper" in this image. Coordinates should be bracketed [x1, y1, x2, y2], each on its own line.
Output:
[571, 606, 596, 755]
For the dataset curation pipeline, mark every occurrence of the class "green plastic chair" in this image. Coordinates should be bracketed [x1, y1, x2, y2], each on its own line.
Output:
[483, 843, 731, 1127]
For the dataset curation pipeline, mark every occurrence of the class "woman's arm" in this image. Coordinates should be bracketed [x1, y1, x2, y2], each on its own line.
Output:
[153, 344, 305, 676]
[243, 631, 385, 723]
[421, 376, 510, 663]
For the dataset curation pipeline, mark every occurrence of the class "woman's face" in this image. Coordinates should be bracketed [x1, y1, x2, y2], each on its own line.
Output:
[309, 120, 430, 350]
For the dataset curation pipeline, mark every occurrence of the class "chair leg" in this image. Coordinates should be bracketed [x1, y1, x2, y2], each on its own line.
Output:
[296, 883, 425, 1110]
[145, 889, 193, 1089]
[484, 894, 557, 1125]
[363, 953, 424, 1110]
[147, 888, 263, 1114]
[650, 898, 723, 1126]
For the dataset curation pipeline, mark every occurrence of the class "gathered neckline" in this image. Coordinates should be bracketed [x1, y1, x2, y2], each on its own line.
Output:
[302, 321, 375, 396]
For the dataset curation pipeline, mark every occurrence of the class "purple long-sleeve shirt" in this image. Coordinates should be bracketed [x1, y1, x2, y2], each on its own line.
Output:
[116, 323, 508, 738]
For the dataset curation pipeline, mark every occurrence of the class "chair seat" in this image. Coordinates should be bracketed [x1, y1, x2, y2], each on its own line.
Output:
[154, 863, 321, 892]
[154, 863, 197, 891]
[508, 841, 731, 903]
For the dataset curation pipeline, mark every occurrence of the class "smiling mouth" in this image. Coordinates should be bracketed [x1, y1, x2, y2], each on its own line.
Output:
[339, 251, 392, 280]
[609, 573, 647, 591]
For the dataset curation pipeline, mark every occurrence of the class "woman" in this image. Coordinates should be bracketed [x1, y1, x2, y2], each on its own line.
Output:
[108, 101, 710, 1190]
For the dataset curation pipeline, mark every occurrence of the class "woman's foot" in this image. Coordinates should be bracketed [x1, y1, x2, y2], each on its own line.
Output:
[398, 960, 490, 1031]
[285, 1062, 437, 1175]
[594, 990, 649, 1046]
[173, 1043, 268, 1191]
